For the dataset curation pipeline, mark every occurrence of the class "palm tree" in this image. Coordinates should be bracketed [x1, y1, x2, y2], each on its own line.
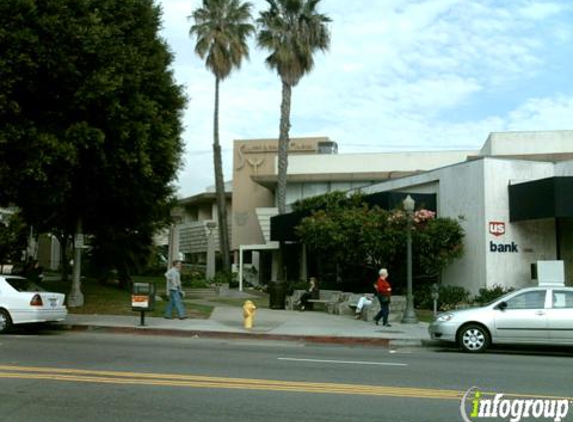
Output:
[257, 0, 331, 214]
[189, 0, 254, 272]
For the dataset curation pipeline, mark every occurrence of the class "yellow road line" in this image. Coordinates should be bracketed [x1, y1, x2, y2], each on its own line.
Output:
[0, 365, 570, 402]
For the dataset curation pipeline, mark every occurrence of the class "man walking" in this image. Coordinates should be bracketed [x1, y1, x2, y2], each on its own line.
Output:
[164, 260, 187, 320]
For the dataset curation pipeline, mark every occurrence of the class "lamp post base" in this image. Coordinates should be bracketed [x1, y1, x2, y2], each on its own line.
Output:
[401, 301, 418, 324]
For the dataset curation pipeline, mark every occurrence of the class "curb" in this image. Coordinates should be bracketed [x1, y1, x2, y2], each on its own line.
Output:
[60, 324, 396, 347]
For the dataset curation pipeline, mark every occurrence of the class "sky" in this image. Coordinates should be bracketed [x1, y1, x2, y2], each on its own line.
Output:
[157, 0, 573, 198]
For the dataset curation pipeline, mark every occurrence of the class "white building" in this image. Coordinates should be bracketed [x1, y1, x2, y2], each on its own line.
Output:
[177, 130, 573, 292]
[351, 131, 573, 292]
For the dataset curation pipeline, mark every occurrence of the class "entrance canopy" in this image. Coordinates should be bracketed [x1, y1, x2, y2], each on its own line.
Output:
[509, 177, 573, 222]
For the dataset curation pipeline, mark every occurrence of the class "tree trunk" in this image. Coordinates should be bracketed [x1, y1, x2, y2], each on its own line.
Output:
[67, 218, 84, 307]
[56, 232, 71, 282]
[213, 77, 231, 272]
[277, 80, 292, 215]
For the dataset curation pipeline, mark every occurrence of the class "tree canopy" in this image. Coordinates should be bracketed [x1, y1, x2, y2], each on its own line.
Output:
[294, 192, 465, 290]
[0, 0, 185, 280]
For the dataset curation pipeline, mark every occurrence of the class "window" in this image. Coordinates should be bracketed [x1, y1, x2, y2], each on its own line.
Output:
[6, 278, 44, 292]
[505, 291, 546, 310]
[552, 291, 573, 309]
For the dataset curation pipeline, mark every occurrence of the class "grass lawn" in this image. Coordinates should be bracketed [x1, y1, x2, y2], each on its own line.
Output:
[44, 276, 213, 319]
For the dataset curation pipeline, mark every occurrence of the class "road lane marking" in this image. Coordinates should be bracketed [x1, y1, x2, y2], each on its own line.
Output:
[278, 357, 407, 366]
[0, 365, 570, 402]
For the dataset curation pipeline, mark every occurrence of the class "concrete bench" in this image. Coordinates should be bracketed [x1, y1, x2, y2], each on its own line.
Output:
[307, 289, 342, 313]
[286, 289, 342, 313]
[285, 290, 306, 311]
[335, 293, 375, 318]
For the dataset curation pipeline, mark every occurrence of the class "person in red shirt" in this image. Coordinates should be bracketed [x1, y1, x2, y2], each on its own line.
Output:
[373, 268, 392, 327]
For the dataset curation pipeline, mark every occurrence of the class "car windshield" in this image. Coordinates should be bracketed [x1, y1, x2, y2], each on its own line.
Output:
[5, 277, 45, 292]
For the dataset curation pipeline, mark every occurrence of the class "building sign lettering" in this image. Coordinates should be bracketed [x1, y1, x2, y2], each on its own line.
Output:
[490, 241, 519, 253]
[488, 221, 505, 237]
[488, 221, 518, 253]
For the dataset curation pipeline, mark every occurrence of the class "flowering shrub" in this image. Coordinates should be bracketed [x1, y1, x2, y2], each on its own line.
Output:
[295, 192, 465, 286]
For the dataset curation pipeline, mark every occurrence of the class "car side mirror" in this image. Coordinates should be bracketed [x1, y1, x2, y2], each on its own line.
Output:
[496, 301, 508, 311]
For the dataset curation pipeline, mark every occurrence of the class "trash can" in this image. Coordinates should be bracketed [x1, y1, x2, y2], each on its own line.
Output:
[268, 281, 286, 310]
[131, 282, 156, 312]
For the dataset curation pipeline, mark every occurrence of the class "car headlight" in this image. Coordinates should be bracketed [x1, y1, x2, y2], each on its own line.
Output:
[435, 313, 454, 322]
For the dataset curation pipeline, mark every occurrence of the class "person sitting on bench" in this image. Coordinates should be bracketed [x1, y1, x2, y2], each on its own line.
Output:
[354, 295, 373, 319]
[298, 277, 319, 311]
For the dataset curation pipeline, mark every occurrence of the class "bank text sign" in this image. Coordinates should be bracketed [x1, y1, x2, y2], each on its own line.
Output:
[488, 221, 519, 253]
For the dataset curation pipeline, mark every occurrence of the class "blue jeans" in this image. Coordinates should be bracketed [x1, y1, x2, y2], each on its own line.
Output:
[165, 289, 186, 318]
[374, 295, 390, 325]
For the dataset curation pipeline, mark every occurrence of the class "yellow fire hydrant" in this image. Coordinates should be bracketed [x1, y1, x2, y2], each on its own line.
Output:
[243, 300, 257, 329]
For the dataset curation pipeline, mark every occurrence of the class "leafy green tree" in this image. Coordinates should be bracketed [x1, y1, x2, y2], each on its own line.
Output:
[189, 0, 255, 272]
[0, 211, 27, 264]
[294, 192, 465, 289]
[0, 0, 185, 301]
[257, 0, 331, 214]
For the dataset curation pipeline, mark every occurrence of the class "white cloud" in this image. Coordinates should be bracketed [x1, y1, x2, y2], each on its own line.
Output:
[158, 0, 573, 197]
[507, 95, 573, 130]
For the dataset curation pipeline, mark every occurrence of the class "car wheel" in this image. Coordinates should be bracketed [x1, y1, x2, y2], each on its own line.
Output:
[457, 324, 490, 353]
[0, 309, 12, 334]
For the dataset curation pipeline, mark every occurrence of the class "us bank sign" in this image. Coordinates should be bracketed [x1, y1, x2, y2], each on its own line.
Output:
[488, 221, 519, 253]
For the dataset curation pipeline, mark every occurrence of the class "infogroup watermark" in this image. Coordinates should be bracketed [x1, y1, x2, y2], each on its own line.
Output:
[460, 387, 571, 422]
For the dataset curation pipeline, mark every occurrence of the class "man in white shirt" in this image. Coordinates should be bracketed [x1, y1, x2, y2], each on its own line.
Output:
[164, 260, 187, 319]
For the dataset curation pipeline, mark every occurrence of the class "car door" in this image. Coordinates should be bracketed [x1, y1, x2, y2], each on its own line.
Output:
[547, 289, 573, 344]
[493, 289, 549, 343]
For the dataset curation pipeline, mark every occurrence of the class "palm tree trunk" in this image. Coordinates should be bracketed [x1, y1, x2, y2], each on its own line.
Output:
[213, 76, 231, 272]
[277, 80, 292, 215]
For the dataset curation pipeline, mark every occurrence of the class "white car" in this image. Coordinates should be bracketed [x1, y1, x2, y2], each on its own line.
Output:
[429, 286, 573, 352]
[0, 275, 68, 333]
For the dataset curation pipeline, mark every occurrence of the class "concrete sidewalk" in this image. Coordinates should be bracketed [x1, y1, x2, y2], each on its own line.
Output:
[62, 304, 432, 348]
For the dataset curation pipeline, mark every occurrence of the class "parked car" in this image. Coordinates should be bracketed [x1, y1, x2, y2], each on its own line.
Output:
[429, 286, 573, 352]
[0, 275, 67, 334]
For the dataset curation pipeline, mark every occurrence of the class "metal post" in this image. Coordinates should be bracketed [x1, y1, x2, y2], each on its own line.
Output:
[140, 311, 146, 327]
[401, 195, 418, 324]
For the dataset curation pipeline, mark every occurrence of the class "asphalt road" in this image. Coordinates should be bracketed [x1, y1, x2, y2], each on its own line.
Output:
[0, 330, 572, 422]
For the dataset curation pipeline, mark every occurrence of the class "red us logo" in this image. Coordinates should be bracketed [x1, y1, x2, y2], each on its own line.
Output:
[488, 221, 505, 237]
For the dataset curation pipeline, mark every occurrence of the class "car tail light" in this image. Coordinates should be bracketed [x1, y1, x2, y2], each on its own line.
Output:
[30, 294, 43, 307]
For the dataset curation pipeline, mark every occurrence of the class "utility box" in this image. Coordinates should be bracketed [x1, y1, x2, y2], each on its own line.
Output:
[531, 261, 565, 287]
[131, 282, 156, 312]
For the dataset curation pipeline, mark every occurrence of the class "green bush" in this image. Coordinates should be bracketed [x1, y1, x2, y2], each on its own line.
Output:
[474, 285, 514, 305]
[180, 266, 206, 287]
[438, 285, 471, 310]
[416, 283, 471, 311]
[212, 271, 238, 288]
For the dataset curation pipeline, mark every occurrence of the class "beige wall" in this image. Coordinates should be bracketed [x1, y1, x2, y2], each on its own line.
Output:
[232, 137, 329, 249]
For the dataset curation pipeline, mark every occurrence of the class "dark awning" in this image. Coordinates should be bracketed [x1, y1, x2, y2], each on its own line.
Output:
[271, 192, 437, 242]
[509, 177, 573, 222]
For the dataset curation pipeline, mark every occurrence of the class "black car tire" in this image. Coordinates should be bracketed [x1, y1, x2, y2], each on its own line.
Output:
[0, 309, 12, 334]
[457, 324, 490, 353]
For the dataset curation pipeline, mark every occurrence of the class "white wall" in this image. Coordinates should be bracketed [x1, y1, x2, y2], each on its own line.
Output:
[361, 157, 566, 294]
[483, 159, 556, 291]
[287, 150, 476, 175]
[555, 160, 573, 176]
[435, 160, 487, 294]
[481, 131, 573, 155]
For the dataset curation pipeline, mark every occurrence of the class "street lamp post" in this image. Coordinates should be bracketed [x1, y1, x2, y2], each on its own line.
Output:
[401, 195, 418, 324]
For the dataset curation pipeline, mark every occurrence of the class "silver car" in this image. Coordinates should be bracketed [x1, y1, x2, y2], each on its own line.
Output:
[429, 286, 573, 352]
